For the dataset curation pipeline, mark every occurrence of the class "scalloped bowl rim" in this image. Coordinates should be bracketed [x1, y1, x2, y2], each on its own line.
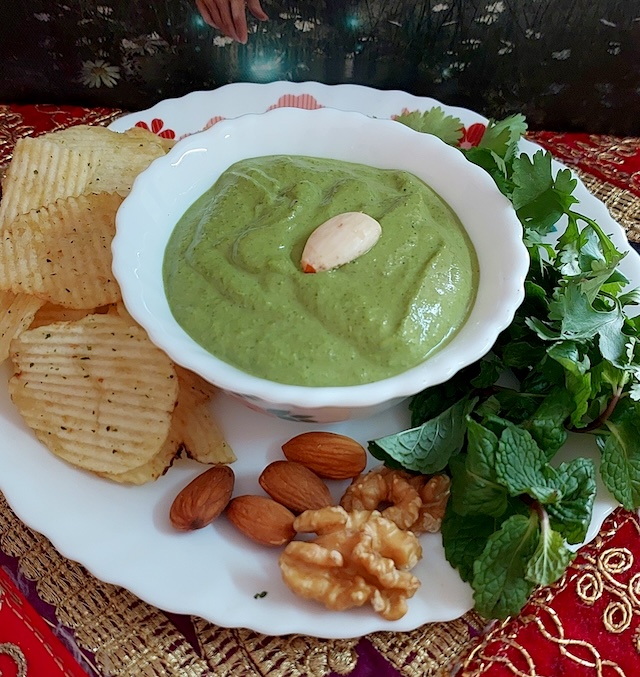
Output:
[113, 107, 528, 410]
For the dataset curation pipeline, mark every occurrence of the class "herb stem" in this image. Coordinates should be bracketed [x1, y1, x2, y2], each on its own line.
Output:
[521, 494, 546, 523]
[569, 388, 623, 433]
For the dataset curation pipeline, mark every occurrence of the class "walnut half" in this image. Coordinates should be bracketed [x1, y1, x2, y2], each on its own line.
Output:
[340, 466, 451, 534]
[279, 506, 422, 621]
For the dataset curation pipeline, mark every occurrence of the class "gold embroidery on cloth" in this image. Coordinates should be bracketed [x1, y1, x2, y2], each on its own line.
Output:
[369, 612, 485, 677]
[0, 572, 81, 677]
[527, 132, 640, 193]
[0, 643, 28, 677]
[0, 105, 124, 169]
[0, 492, 211, 677]
[0, 106, 36, 171]
[575, 171, 640, 243]
[456, 511, 640, 676]
[192, 620, 359, 677]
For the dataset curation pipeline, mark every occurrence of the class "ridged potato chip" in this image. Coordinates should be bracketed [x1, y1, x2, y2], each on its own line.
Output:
[29, 302, 107, 329]
[96, 365, 231, 484]
[0, 291, 44, 363]
[0, 192, 123, 308]
[2, 121, 233, 484]
[174, 369, 235, 465]
[43, 125, 172, 195]
[97, 422, 182, 485]
[174, 364, 219, 404]
[0, 137, 100, 227]
[9, 313, 179, 474]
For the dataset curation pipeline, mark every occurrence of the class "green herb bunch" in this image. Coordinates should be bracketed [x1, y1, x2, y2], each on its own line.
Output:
[373, 110, 640, 619]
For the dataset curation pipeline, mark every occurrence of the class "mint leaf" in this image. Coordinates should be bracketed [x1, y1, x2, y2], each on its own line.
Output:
[490, 390, 540, 427]
[409, 364, 481, 426]
[441, 505, 499, 583]
[369, 397, 474, 473]
[395, 107, 463, 145]
[546, 458, 596, 544]
[525, 517, 574, 586]
[495, 424, 558, 503]
[501, 340, 547, 370]
[525, 388, 573, 458]
[470, 356, 504, 389]
[598, 398, 640, 510]
[473, 513, 539, 618]
[449, 420, 508, 517]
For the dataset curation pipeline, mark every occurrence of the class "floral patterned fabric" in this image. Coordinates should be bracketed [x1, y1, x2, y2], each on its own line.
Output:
[2, 0, 639, 135]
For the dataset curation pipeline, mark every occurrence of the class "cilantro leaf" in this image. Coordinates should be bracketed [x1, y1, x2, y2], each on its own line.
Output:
[461, 147, 513, 197]
[511, 151, 578, 237]
[395, 107, 463, 145]
[548, 282, 626, 364]
[478, 114, 527, 162]
[473, 513, 539, 618]
[546, 341, 592, 427]
[511, 151, 554, 210]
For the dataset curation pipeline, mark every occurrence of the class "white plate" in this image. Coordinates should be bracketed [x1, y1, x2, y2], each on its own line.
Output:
[0, 82, 629, 638]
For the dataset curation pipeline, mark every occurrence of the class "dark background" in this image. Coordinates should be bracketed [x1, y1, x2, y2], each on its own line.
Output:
[1, 0, 639, 134]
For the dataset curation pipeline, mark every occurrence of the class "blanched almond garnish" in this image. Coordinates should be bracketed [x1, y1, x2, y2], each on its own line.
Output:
[301, 212, 382, 273]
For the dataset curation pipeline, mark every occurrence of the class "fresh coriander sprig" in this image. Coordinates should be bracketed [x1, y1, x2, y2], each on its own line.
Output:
[380, 110, 640, 618]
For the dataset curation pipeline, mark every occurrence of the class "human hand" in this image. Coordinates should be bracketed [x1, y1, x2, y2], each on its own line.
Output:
[196, 0, 268, 44]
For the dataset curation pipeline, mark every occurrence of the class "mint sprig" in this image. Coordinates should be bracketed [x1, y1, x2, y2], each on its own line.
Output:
[379, 109, 640, 618]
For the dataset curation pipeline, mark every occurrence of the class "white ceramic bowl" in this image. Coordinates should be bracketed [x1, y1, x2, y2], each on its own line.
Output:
[113, 107, 528, 423]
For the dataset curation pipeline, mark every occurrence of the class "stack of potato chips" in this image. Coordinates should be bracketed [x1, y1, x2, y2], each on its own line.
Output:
[0, 125, 234, 483]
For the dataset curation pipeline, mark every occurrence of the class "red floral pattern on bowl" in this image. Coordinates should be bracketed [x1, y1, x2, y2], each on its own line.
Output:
[133, 93, 485, 153]
[203, 93, 324, 132]
[460, 122, 487, 148]
[267, 93, 324, 112]
[134, 118, 176, 139]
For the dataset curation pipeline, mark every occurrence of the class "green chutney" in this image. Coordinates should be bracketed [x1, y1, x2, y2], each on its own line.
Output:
[163, 155, 478, 386]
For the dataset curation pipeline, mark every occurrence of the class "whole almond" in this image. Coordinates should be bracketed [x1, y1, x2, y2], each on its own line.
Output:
[282, 431, 367, 480]
[226, 495, 296, 546]
[259, 460, 333, 513]
[169, 465, 234, 531]
[300, 212, 382, 273]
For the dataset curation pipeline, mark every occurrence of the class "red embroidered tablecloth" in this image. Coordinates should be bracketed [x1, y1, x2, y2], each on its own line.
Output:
[1, 103, 639, 677]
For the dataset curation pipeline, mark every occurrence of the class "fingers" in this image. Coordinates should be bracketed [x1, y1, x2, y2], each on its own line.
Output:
[196, 0, 222, 30]
[196, 0, 268, 43]
[247, 0, 269, 22]
[228, 0, 249, 44]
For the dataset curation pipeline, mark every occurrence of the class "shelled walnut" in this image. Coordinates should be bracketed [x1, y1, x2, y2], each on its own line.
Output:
[279, 506, 422, 620]
[340, 466, 451, 533]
